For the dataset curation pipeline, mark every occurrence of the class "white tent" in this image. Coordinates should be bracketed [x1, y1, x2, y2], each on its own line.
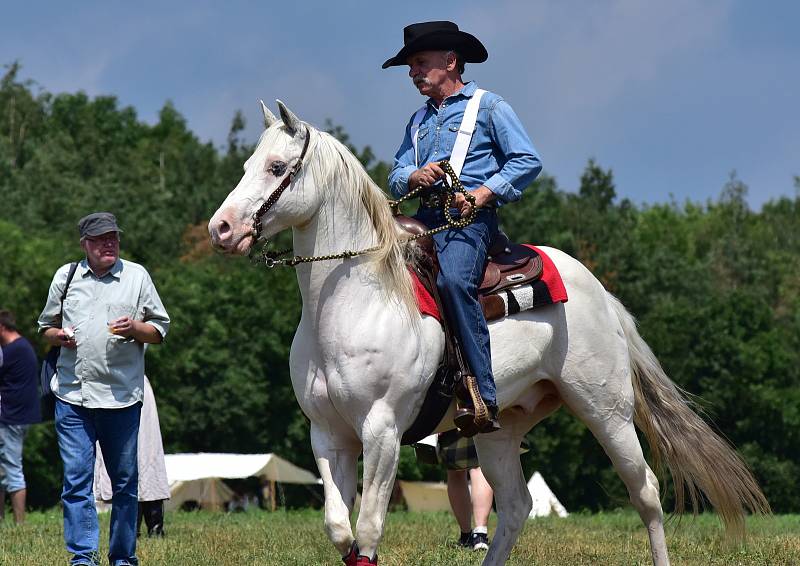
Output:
[164, 453, 321, 511]
[527, 471, 568, 518]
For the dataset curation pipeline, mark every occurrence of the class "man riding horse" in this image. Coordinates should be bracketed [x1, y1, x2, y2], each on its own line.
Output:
[208, 20, 768, 564]
[385, 21, 542, 433]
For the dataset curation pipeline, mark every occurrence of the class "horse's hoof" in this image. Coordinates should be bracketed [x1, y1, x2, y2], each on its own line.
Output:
[342, 542, 358, 565]
[342, 542, 378, 565]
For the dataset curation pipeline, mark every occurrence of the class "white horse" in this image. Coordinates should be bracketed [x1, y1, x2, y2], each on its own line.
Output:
[208, 101, 768, 566]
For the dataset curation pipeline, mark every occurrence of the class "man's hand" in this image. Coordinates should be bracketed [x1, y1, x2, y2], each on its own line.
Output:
[408, 162, 445, 189]
[110, 318, 163, 344]
[453, 186, 496, 215]
[45, 327, 77, 349]
[59, 328, 77, 349]
[108, 316, 135, 338]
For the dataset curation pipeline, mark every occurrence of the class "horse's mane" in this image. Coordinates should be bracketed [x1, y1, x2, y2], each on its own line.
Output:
[305, 126, 418, 319]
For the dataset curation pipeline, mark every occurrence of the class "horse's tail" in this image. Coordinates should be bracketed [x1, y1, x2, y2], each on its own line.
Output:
[608, 293, 770, 535]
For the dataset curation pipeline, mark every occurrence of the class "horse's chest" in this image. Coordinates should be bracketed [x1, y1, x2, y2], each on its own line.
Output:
[289, 338, 381, 421]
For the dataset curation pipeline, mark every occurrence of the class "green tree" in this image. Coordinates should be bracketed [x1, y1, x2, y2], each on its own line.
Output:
[2, 65, 799, 514]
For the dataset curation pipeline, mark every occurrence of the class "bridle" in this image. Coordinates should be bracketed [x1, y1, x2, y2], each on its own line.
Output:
[250, 127, 311, 242]
[248, 135, 478, 268]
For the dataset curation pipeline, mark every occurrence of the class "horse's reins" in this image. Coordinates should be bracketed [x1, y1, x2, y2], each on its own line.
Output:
[250, 147, 479, 268]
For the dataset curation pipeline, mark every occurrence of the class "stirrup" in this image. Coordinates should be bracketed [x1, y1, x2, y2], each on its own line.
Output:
[454, 375, 489, 437]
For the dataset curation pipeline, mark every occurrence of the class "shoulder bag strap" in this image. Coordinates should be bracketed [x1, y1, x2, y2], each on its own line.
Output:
[58, 262, 79, 323]
[448, 88, 486, 181]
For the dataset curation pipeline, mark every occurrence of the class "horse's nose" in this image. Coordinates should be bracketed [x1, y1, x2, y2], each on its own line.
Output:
[208, 211, 234, 248]
[216, 219, 232, 240]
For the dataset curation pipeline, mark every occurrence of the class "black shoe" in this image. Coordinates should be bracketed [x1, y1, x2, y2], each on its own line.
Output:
[456, 531, 472, 548]
[470, 531, 490, 551]
[147, 524, 165, 537]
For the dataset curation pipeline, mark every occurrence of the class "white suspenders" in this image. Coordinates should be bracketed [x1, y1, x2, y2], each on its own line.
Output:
[448, 89, 486, 179]
[410, 88, 487, 180]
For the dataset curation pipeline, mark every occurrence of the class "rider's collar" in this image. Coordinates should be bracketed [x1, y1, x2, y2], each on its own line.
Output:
[427, 81, 478, 109]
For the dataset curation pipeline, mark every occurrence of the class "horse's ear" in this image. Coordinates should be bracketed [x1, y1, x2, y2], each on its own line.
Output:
[259, 99, 278, 128]
[276, 100, 301, 136]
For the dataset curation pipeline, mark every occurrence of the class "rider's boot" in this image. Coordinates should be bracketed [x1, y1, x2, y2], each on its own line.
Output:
[454, 375, 501, 436]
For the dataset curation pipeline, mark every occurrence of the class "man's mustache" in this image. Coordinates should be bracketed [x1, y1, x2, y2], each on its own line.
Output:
[413, 76, 431, 87]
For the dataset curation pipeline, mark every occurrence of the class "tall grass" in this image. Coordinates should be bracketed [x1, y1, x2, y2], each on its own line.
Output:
[1, 509, 798, 565]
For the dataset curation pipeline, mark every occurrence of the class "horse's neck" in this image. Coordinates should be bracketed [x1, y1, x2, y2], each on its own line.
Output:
[292, 189, 384, 316]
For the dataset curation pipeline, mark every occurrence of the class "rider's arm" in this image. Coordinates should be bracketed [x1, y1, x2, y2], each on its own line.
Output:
[388, 117, 419, 199]
[483, 98, 542, 205]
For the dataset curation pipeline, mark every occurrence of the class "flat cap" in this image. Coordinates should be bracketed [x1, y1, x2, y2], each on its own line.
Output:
[78, 212, 123, 238]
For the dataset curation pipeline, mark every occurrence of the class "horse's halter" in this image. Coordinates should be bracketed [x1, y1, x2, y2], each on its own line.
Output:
[251, 127, 311, 242]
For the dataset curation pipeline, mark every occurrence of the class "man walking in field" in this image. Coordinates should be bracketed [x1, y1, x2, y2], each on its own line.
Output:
[39, 212, 170, 566]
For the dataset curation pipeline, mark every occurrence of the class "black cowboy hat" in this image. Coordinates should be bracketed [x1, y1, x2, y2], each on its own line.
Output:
[382, 21, 488, 69]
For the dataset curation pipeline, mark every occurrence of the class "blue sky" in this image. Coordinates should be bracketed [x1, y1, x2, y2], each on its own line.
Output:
[3, 0, 798, 208]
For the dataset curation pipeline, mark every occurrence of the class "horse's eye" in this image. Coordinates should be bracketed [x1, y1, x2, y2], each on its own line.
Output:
[270, 161, 288, 176]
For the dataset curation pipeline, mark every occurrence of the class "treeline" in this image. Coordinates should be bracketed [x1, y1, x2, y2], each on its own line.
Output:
[2, 63, 799, 513]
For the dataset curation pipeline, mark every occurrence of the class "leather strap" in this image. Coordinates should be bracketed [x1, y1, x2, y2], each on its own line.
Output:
[252, 128, 311, 241]
[57, 262, 79, 324]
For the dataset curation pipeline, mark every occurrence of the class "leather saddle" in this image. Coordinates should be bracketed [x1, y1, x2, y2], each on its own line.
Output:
[396, 215, 543, 322]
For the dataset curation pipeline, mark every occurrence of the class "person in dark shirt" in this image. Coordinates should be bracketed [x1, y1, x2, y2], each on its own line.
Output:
[0, 309, 41, 524]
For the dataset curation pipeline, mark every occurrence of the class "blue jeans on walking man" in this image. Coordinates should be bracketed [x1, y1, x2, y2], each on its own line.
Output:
[415, 206, 498, 408]
[55, 399, 141, 566]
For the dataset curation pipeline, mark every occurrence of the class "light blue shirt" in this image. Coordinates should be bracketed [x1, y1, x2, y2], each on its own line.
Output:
[389, 81, 542, 204]
[38, 258, 170, 409]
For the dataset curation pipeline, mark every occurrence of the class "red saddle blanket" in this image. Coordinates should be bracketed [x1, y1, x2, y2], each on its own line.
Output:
[411, 245, 568, 322]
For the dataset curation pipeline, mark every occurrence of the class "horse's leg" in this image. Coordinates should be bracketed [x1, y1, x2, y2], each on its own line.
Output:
[474, 381, 562, 565]
[353, 403, 401, 562]
[590, 416, 669, 566]
[310, 423, 361, 557]
[560, 366, 669, 565]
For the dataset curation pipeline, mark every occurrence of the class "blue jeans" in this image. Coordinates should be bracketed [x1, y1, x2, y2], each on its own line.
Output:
[415, 206, 498, 407]
[55, 399, 141, 566]
[0, 423, 29, 492]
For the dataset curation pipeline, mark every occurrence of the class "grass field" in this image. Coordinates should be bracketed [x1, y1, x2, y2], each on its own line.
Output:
[1, 509, 798, 565]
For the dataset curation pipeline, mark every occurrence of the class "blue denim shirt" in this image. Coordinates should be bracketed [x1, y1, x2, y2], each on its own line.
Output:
[389, 81, 542, 204]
